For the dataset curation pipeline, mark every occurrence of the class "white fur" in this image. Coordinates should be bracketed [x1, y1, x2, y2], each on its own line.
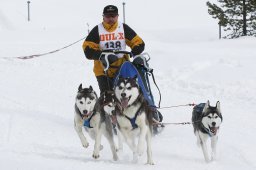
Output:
[103, 103, 124, 151]
[115, 79, 154, 165]
[115, 81, 140, 106]
[195, 101, 222, 162]
[74, 96, 97, 148]
[74, 87, 118, 161]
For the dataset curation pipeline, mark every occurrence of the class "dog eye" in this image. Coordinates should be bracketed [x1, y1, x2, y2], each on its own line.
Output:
[215, 116, 218, 118]
[88, 101, 91, 104]
[80, 101, 84, 104]
[127, 87, 132, 90]
[108, 104, 112, 107]
[208, 116, 211, 119]
[119, 86, 123, 90]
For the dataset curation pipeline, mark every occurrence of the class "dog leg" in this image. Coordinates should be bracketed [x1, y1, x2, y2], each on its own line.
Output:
[129, 139, 138, 163]
[120, 129, 137, 162]
[199, 133, 210, 162]
[116, 128, 123, 152]
[137, 125, 147, 156]
[146, 130, 154, 165]
[104, 130, 118, 161]
[211, 136, 218, 161]
[74, 119, 89, 148]
[195, 131, 201, 147]
[132, 152, 139, 163]
[92, 127, 102, 159]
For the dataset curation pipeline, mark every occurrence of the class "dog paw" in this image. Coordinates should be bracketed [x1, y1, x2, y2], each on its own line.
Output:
[211, 155, 216, 161]
[146, 160, 154, 165]
[92, 153, 100, 159]
[205, 158, 211, 163]
[116, 147, 123, 153]
[82, 142, 89, 148]
[132, 153, 139, 163]
[137, 147, 144, 156]
[113, 154, 118, 161]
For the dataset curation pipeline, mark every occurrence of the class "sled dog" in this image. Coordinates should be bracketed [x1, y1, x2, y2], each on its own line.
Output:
[192, 101, 223, 162]
[92, 90, 118, 160]
[114, 76, 154, 165]
[74, 84, 118, 161]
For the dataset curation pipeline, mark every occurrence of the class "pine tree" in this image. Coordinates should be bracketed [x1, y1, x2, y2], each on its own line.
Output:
[207, 0, 256, 38]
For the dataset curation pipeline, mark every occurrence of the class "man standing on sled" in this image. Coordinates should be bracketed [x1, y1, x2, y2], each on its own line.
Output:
[82, 5, 163, 134]
[82, 5, 145, 94]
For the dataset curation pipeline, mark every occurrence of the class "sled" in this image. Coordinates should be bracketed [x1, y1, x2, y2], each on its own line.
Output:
[102, 50, 164, 134]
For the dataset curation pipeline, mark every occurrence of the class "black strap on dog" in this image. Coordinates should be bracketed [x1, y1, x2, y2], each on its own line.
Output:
[124, 103, 144, 129]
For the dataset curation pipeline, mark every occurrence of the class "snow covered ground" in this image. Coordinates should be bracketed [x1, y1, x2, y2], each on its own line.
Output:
[1, 0, 256, 170]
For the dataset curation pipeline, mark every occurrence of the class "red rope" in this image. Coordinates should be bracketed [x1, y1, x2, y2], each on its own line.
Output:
[12, 36, 86, 60]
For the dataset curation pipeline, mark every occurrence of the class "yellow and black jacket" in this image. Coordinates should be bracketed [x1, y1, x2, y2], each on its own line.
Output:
[82, 22, 145, 77]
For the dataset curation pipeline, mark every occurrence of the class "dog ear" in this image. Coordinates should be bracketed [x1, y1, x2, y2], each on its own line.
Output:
[216, 101, 221, 113]
[89, 85, 93, 92]
[206, 100, 210, 107]
[119, 76, 125, 82]
[202, 100, 210, 113]
[78, 84, 83, 91]
[131, 75, 139, 86]
[133, 75, 138, 82]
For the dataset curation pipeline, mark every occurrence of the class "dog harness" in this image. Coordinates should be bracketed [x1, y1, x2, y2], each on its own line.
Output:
[201, 124, 214, 137]
[124, 104, 143, 129]
[83, 111, 95, 128]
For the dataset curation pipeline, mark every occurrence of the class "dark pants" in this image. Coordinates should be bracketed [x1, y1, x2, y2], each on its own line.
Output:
[96, 75, 114, 94]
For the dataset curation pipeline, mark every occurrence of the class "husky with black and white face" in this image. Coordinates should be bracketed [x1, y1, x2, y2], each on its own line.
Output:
[192, 100, 223, 162]
[74, 84, 98, 148]
[74, 84, 118, 161]
[114, 76, 154, 165]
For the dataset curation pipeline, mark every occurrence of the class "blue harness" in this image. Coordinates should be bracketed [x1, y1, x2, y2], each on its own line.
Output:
[83, 111, 95, 128]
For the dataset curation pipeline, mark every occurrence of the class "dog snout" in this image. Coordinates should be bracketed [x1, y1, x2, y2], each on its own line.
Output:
[212, 122, 216, 127]
[83, 110, 88, 115]
[121, 93, 126, 98]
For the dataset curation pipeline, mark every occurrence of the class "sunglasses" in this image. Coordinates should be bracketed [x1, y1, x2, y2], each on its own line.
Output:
[103, 14, 118, 18]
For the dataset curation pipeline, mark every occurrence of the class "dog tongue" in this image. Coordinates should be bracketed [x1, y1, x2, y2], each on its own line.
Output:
[83, 111, 93, 119]
[209, 127, 218, 135]
[121, 98, 129, 108]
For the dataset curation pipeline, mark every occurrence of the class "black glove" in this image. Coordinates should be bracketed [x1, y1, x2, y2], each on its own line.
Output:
[133, 55, 152, 72]
[133, 56, 146, 65]
[99, 53, 118, 68]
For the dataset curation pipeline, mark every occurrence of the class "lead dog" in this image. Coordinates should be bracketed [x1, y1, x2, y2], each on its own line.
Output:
[192, 101, 223, 162]
[114, 76, 154, 165]
[74, 84, 118, 161]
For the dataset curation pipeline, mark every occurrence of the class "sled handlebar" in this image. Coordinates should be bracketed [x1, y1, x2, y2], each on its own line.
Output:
[100, 49, 152, 72]
[101, 49, 133, 58]
[101, 50, 151, 61]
